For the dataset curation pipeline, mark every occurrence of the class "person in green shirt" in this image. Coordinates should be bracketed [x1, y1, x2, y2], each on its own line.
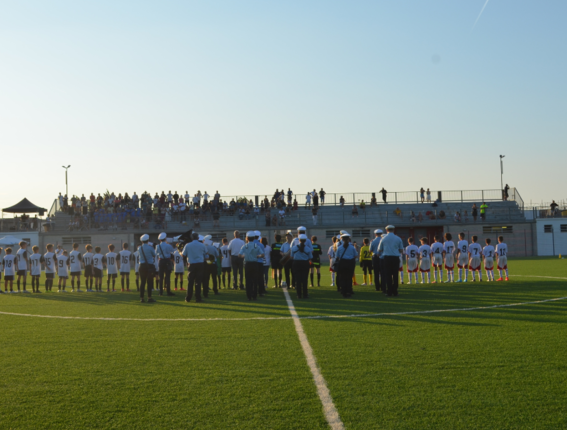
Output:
[480, 202, 488, 221]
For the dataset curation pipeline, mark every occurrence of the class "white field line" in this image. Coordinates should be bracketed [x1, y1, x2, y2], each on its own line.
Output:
[0, 275, 564, 322]
[282, 287, 344, 430]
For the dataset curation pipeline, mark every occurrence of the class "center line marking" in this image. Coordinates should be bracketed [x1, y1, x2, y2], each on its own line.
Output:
[282, 287, 344, 430]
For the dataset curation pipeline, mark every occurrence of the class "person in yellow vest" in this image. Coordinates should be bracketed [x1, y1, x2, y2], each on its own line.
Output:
[359, 238, 373, 286]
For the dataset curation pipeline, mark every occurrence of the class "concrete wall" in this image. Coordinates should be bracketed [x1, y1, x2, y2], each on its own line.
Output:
[536, 219, 567, 256]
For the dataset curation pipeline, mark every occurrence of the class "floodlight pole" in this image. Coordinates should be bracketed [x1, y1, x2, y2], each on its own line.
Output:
[499, 155, 505, 192]
[62, 165, 71, 197]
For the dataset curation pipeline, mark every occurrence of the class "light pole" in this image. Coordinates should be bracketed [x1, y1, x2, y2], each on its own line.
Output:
[62, 165, 71, 197]
[499, 155, 505, 191]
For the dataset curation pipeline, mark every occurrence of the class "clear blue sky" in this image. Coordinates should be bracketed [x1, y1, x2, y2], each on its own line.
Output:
[1, 0, 565, 212]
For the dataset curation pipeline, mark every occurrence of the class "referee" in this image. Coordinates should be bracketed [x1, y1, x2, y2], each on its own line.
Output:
[156, 232, 175, 296]
[137, 234, 156, 303]
[377, 225, 404, 297]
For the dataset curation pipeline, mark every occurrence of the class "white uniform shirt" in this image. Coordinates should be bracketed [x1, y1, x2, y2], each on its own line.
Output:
[174, 250, 185, 273]
[69, 250, 82, 272]
[457, 240, 469, 257]
[83, 252, 94, 268]
[43, 252, 56, 273]
[482, 245, 495, 258]
[228, 238, 245, 257]
[220, 245, 231, 268]
[431, 243, 444, 257]
[405, 245, 419, 260]
[443, 241, 455, 255]
[3, 255, 16, 276]
[468, 243, 482, 258]
[134, 251, 140, 273]
[29, 253, 43, 276]
[495, 243, 508, 257]
[93, 253, 104, 271]
[264, 245, 271, 266]
[57, 255, 69, 277]
[16, 249, 28, 271]
[106, 252, 118, 274]
[119, 250, 132, 273]
[418, 245, 432, 259]
[328, 245, 336, 260]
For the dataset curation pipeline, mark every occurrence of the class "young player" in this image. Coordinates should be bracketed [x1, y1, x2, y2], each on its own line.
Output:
[119, 243, 132, 292]
[310, 236, 322, 287]
[93, 247, 104, 292]
[44, 244, 57, 292]
[483, 238, 495, 281]
[456, 233, 469, 283]
[29, 246, 43, 293]
[173, 244, 186, 291]
[442, 233, 455, 283]
[270, 234, 282, 289]
[495, 236, 509, 281]
[405, 238, 419, 284]
[328, 237, 337, 287]
[153, 245, 160, 290]
[106, 244, 118, 292]
[57, 250, 70, 292]
[83, 245, 94, 292]
[133, 248, 140, 291]
[16, 241, 29, 293]
[399, 248, 405, 285]
[3, 248, 16, 293]
[468, 236, 483, 282]
[359, 238, 373, 286]
[418, 238, 432, 284]
[220, 238, 231, 290]
[430, 236, 444, 284]
[69, 243, 83, 292]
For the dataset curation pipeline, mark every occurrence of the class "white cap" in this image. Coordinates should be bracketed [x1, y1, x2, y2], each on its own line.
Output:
[140, 234, 150, 242]
[254, 230, 261, 237]
[386, 225, 395, 230]
[341, 233, 351, 238]
[158, 232, 167, 240]
[297, 226, 306, 232]
[299, 234, 308, 240]
[204, 235, 212, 241]
[340, 230, 348, 235]
[198, 235, 204, 241]
[374, 229, 383, 234]
[246, 231, 255, 238]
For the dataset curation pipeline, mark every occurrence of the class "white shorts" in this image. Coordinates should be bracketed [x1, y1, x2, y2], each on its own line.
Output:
[458, 254, 468, 269]
[432, 255, 443, 267]
[444, 254, 454, 270]
[484, 257, 494, 270]
[497, 256, 508, 270]
[420, 258, 431, 272]
[469, 256, 481, 271]
[407, 258, 418, 273]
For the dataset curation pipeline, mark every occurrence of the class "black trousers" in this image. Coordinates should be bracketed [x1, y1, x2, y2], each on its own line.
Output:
[186, 263, 204, 302]
[158, 260, 172, 294]
[256, 262, 265, 295]
[245, 262, 258, 300]
[372, 255, 383, 292]
[139, 264, 154, 299]
[203, 263, 218, 296]
[383, 256, 399, 296]
[338, 259, 356, 297]
[293, 260, 310, 298]
[284, 260, 294, 288]
[231, 256, 244, 289]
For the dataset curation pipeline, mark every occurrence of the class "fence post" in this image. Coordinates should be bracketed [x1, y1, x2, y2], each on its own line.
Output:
[461, 191, 463, 202]
[352, 193, 355, 205]
[395, 192, 397, 204]
[482, 190, 484, 202]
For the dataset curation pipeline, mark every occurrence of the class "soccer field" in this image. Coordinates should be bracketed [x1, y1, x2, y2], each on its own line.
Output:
[1, 258, 566, 429]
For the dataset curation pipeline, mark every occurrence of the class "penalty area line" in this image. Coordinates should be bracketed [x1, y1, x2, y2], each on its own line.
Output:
[282, 287, 344, 430]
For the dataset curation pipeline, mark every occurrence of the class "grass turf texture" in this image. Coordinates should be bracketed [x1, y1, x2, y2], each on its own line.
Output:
[0, 257, 565, 429]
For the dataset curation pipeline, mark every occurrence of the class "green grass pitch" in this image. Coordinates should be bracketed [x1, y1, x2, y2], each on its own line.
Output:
[1, 258, 566, 429]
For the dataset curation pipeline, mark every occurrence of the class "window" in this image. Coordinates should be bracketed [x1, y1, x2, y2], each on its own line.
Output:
[482, 226, 513, 234]
[326, 230, 340, 239]
[210, 233, 226, 242]
[543, 225, 553, 233]
[352, 229, 371, 237]
[62, 236, 92, 245]
[561, 225, 567, 233]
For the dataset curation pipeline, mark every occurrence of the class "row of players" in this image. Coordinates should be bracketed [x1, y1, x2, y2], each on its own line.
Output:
[355, 232, 509, 286]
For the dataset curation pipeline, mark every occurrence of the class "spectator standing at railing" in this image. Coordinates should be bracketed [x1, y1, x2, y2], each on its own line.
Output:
[319, 188, 326, 205]
[472, 204, 478, 222]
[550, 200, 559, 215]
[305, 192, 312, 208]
[340, 196, 345, 207]
[313, 192, 319, 208]
[380, 188, 388, 203]
[426, 189, 431, 203]
[503, 184, 510, 201]
[420, 188, 425, 203]
[480, 202, 488, 221]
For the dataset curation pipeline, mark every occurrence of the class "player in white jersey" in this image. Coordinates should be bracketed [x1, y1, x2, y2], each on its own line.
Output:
[57, 251, 70, 292]
[106, 244, 119, 292]
[133, 250, 140, 291]
[418, 238, 432, 283]
[468, 236, 483, 282]
[173, 244, 186, 291]
[29, 246, 43, 293]
[399, 249, 405, 285]
[56, 245, 64, 257]
[3, 248, 16, 292]
[83, 244, 95, 292]
[328, 237, 337, 287]
[495, 236, 509, 281]
[92, 246, 104, 292]
[482, 238, 495, 281]
[153, 243, 160, 290]
[430, 236, 444, 283]
[69, 242, 83, 292]
[44, 244, 57, 292]
[119, 243, 133, 292]
[16, 241, 29, 293]
[405, 238, 420, 284]
[442, 233, 456, 283]
[220, 238, 231, 290]
[456, 233, 469, 282]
